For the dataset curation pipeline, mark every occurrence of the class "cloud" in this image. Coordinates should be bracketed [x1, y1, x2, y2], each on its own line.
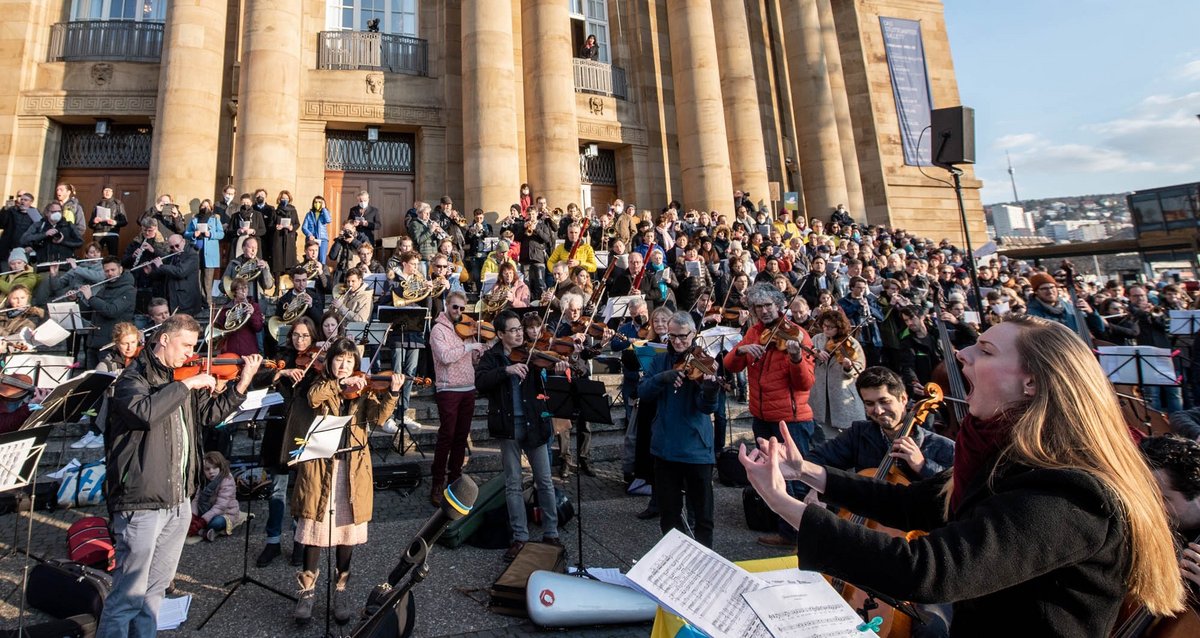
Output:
[1182, 59, 1200, 81]
[993, 133, 1039, 150]
[1085, 91, 1200, 166]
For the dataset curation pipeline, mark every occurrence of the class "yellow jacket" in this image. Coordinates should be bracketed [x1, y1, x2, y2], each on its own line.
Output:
[546, 241, 598, 273]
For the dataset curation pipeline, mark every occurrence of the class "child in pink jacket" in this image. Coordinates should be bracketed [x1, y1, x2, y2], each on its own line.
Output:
[190, 451, 244, 542]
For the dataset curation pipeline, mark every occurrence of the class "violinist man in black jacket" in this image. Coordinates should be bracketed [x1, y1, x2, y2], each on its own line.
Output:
[98, 315, 261, 638]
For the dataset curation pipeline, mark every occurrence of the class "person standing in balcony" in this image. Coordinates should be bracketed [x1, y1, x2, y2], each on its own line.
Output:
[578, 34, 600, 60]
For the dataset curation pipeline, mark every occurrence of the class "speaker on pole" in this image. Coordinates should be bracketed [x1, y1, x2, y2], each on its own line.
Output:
[931, 106, 975, 166]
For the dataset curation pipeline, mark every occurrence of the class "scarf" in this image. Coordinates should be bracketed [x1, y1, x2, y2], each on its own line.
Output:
[197, 472, 225, 514]
[949, 412, 1013, 512]
[648, 261, 667, 301]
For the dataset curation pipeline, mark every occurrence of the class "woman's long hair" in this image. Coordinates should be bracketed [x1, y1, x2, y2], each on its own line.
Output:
[977, 315, 1184, 614]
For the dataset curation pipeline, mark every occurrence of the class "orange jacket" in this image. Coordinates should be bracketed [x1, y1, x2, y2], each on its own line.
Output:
[723, 321, 816, 423]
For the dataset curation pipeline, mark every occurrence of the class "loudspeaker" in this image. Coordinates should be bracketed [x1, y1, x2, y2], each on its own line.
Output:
[930, 106, 975, 165]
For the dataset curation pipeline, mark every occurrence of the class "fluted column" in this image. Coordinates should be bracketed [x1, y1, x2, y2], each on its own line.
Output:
[817, 0, 866, 219]
[711, 0, 770, 210]
[462, 0, 520, 215]
[782, 0, 848, 216]
[666, 0, 733, 214]
[149, 0, 228, 210]
[521, 0, 580, 209]
[233, 0, 302, 195]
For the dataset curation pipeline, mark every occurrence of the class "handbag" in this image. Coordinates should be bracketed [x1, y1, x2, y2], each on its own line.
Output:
[57, 461, 106, 508]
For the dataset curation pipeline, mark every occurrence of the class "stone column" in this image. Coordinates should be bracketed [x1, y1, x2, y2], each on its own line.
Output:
[665, 0, 733, 214]
[817, 0, 866, 219]
[781, 0, 848, 217]
[233, 0, 302, 195]
[462, 0, 520, 215]
[711, 0, 770, 211]
[149, 0, 228, 209]
[521, 0, 580, 209]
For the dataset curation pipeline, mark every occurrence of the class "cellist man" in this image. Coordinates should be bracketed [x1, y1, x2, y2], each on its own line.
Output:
[723, 283, 816, 548]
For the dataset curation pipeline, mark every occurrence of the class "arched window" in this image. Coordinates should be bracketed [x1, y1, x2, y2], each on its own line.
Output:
[327, 0, 418, 37]
[71, 0, 167, 22]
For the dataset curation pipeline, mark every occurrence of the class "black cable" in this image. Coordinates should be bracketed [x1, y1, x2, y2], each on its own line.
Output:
[914, 125, 956, 189]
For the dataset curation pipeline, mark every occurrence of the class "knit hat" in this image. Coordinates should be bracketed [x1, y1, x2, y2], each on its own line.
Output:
[7, 248, 27, 264]
[1028, 271, 1056, 291]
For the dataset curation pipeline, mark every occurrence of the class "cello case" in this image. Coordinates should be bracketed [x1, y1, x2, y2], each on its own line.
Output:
[525, 570, 659, 628]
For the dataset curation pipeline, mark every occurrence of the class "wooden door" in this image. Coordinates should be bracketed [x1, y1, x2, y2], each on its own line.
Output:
[55, 169, 149, 256]
[323, 171, 414, 242]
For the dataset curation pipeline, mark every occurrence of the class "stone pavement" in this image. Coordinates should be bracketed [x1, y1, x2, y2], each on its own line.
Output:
[0, 415, 793, 637]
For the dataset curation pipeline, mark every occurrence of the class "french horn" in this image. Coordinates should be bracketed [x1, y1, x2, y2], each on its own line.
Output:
[267, 293, 311, 340]
[480, 283, 511, 318]
[390, 272, 434, 307]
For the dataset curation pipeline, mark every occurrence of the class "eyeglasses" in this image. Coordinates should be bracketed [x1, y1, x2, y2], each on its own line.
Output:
[668, 332, 693, 341]
[450, 304, 466, 311]
[504, 327, 524, 334]
[434, 264, 450, 269]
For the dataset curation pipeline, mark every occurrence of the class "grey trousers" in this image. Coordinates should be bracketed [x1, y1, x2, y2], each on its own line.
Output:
[500, 419, 559, 542]
[98, 502, 191, 638]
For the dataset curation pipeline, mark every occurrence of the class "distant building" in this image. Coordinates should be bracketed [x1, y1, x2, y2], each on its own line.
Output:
[1045, 220, 1107, 242]
[991, 204, 1033, 238]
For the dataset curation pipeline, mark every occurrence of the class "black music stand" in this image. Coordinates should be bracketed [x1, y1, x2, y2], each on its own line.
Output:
[379, 307, 429, 459]
[1100, 346, 1179, 435]
[544, 375, 612, 579]
[196, 408, 295, 630]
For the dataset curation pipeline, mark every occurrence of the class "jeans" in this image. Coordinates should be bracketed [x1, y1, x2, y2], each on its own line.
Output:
[500, 419, 558, 542]
[653, 458, 714, 548]
[1144, 385, 1184, 415]
[621, 379, 638, 477]
[98, 503, 191, 638]
[392, 346, 421, 418]
[432, 390, 475, 488]
[526, 263, 548, 299]
[751, 418, 821, 540]
[264, 471, 289, 544]
[206, 515, 227, 532]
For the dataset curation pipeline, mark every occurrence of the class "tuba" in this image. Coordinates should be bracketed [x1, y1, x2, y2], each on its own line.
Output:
[267, 293, 311, 340]
[391, 272, 434, 307]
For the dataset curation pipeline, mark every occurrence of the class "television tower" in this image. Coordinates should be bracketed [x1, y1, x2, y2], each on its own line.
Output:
[1006, 152, 1020, 203]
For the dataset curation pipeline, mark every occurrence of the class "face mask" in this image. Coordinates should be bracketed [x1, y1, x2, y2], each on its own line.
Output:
[224, 194, 234, 204]
[50, 212, 62, 223]
[281, 198, 289, 205]
[256, 196, 265, 205]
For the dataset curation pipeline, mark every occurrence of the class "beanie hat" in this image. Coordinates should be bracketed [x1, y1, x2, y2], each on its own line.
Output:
[7, 248, 27, 264]
[1028, 271, 1056, 291]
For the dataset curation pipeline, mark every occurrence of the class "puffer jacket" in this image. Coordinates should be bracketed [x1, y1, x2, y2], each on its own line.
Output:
[723, 320, 815, 422]
[106, 348, 247, 512]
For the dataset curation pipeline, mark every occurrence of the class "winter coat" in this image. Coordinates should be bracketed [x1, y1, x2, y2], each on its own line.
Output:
[808, 333, 865, 429]
[475, 342, 553, 447]
[106, 348, 247, 512]
[546, 241, 599, 274]
[228, 206, 267, 257]
[724, 321, 816, 423]
[269, 203, 300, 274]
[347, 204, 381, 244]
[1026, 295, 1104, 337]
[149, 246, 203, 316]
[192, 474, 244, 526]
[290, 377, 397, 524]
[185, 213, 226, 268]
[638, 348, 720, 465]
[80, 271, 136, 348]
[0, 268, 39, 297]
[517, 219, 555, 264]
[302, 207, 332, 243]
[805, 419, 954, 490]
[20, 217, 83, 263]
[796, 462, 1128, 637]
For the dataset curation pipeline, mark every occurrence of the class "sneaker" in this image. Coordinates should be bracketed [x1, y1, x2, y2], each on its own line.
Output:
[70, 432, 96, 450]
[503, 540, 526, 562]
[402, 417, 424, 429]
[85, 433, 104, 449]
[756, 534, 795, 548]
[380, 418, 400, 434]
[203, 528, 217, 542]
[185, 535, 202, 546]
[256, 543, 281, 568]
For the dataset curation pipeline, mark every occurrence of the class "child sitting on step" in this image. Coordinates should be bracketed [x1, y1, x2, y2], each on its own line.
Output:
[189, 451, 245, 542]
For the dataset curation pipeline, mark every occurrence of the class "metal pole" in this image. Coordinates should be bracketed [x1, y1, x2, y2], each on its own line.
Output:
[949, 166, 985, 314]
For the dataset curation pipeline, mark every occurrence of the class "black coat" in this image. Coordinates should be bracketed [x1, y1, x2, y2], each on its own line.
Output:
[348, 204, 381, 244]
[106, 349, 247, 512]
[269, 203, 300, 274]
[81, 271, 136, 347]
[475, 341, 552, 446]
[796, 463, 1129, 637]
[148, 246, 203, 316]
[20, 218, 83, 263]
[517, 219, 555, 265]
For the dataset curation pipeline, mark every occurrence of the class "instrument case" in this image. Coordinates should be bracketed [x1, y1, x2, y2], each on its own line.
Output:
[488, 541, 567, 617]
[437, 473, 506, 549]
[26, 559, 112, 621]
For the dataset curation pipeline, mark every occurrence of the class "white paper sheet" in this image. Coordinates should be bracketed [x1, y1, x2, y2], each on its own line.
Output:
[626, 529, 772, 638]
[289, 415, 351, 465]
[3, 353, 76, 387]
[31, 320, 70, 347]
[604, 295, 641, 322]
[743, 581, 878, 638]
[156, 594, 191, 630]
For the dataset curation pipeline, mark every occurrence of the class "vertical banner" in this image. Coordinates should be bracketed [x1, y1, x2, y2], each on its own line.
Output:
[879, 17, 933, 166]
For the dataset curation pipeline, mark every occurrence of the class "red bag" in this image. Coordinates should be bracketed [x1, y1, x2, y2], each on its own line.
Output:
[66, 516, 114, 572]
[188, 514, 206, 536]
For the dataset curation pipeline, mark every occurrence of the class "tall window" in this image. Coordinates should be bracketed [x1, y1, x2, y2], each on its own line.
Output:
[71, 0, 167, 22]
[569, 0, 610, 63]
[328, 0, 418, 37]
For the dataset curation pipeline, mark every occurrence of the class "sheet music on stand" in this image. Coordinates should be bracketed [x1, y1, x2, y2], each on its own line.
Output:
[225, 389, 284, 424]
[288, 415, 351, 466]
[47, 302, 92, 332]
[480, 272, 499, 294]
[363, 273, 389, 296]
[0, 427, 50, 492]
[1097, 346, 1178, 386]
[604, 295, 640, 323]
[30, 321, 70, 348]
[596, 251, 609, 269]
[347, 322, 390, 347]
[1169, 310, 1200, 336]
[4, 354, 77, 389]
[699, 326, 742, 358]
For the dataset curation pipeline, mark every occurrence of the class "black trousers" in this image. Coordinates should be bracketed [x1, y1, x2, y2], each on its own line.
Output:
[653, 458, 714, 548]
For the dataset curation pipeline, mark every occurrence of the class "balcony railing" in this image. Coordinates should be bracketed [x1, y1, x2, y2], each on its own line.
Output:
[317, 31, 428, 77]
[48, 20, 164, 63]
[573, 59, 628, 100]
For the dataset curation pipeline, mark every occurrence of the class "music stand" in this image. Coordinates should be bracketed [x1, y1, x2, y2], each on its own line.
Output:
[1169, 310, 1200, 337]
[543, 376, 612, 579]
[0, 426, 51, 637]
[48, 302, 94, 362]
[378, 308, 429, 458]
[604, 295, 640, 324]
[1099, 345, 1178, 435]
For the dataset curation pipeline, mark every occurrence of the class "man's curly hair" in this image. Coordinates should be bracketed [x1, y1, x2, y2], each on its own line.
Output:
[1140, 435, 1200, 500]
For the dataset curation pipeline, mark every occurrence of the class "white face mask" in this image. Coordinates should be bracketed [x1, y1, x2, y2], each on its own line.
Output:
[224, 194, 234, 204]
[50, 212, 62, 224]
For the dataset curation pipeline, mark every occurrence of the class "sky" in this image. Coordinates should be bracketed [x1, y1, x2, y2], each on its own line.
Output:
[942, 0, 1200, 205]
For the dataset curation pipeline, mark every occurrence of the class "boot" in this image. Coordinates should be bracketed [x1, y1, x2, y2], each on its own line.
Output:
[333, 571, 353, 624]
[294, 569, 318, 626]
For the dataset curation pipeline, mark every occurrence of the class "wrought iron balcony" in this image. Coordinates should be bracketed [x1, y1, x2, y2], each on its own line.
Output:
[48, 20, 164, 63]
[317, 31, 428, 77]
[573, 59, 628, 100]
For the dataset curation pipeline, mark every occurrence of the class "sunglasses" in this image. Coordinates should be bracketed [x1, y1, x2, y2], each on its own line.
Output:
[450, 304, 466, 311]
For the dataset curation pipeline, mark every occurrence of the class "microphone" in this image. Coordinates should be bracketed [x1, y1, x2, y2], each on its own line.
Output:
[387, 474, 477, 585]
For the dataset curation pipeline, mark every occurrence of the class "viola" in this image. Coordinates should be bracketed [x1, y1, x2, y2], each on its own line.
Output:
[340, 371, 432, 400]
[0, 372, 35, 400]
[570, 318, 609, 340]
[173, 353, 285, 382]
[454, 315, 497, 341]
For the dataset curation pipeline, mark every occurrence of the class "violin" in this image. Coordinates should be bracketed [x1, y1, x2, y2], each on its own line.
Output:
[509, 344, 567, 369]
[673, 345, 718, 381]
[0, 372, 35, 400]
[830, 383, 944, 636]
[758, 317, 806, 351]
[340, 371, 432, 400]
[570, 318, 609, 340]
[707, 305, 747, 324]
[454, 315, 497, 341]
[173, 353, 285, 382]
[294, 347, 325, 371]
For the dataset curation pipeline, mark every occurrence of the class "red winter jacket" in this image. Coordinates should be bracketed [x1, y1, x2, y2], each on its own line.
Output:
[723, 321, 815, 423]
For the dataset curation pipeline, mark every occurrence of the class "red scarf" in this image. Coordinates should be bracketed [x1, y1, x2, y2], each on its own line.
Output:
[950, 413, 1013, 513]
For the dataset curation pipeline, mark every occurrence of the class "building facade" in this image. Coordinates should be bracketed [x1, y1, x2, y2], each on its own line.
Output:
[0, 0, 984, 250]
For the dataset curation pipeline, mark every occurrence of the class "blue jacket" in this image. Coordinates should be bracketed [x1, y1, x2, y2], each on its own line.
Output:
[638, 349, 719, 464]
[1026, 295, 1104, 337]
[838, 294, 884, 348]
[185, 215, 225, 268]
[302, 207, 332, 242]
[810, 419, 954, 480]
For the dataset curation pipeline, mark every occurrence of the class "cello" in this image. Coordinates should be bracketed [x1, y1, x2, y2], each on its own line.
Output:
[928, 285, 970, 439]
[830, 383, 944, 637]
[1109, 531, 1200, 638]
